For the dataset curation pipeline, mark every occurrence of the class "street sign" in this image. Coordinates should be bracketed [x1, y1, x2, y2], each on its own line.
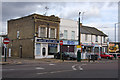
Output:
[3, 38, 10, 44]
[60, 40, 63, 46]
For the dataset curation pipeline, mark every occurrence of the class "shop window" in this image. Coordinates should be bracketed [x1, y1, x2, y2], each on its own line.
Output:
[36, 44, 41, 55]
[48, 44, 57, 55]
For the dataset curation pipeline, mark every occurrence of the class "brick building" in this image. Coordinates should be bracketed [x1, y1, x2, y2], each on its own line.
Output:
[8, 13, 60, 59]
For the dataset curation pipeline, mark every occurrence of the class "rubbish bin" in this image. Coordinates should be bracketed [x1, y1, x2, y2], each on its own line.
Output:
[91, 54, 95, 62]
[77, 50, 81, 62]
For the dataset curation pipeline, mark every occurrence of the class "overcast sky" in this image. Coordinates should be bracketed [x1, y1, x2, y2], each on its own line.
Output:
[1, 1, 119, 42]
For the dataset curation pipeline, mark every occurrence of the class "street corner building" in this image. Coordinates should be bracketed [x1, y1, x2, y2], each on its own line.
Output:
[7, 13, 60, 59]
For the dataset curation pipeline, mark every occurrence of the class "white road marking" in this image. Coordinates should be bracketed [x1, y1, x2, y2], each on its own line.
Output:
[9, 69, 15, 70]
[82, 64, 87, 66]
[37, 70, 73, 75]
[49, 64, 55, 65]
[79, 66, 83, 71]
[72, 64, 79, 70]
[35, 67, 44, 70]
[72, 64, 87, 71]
[37, 72, 48, 75]
[72, 66, 77, 70]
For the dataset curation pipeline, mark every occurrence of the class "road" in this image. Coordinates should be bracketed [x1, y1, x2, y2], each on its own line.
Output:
[2, 59, 118, 78]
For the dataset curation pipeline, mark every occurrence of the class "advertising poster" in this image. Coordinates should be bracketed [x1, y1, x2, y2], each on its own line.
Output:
[109, 43, 119, 53]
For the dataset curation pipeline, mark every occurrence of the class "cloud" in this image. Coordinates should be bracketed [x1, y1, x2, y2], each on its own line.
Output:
[1, 2, 118, 42]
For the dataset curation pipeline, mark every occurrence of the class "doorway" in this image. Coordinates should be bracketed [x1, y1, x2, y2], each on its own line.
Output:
[42, 47, 46, 56]
[19, 45, 22, 58]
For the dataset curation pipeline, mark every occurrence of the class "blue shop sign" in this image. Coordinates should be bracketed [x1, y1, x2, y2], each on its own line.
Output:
[37, 39, 59, 43]
[67, 41, 74, 45]
[62, 40, 78, 45]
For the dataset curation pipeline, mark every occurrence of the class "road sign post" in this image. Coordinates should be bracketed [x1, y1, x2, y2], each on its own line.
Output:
[3, 38, 10, 62]
[60, 40, 63, 60]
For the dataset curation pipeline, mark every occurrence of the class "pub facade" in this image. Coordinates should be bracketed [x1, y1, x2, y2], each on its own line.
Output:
[8, 13, 60, 59]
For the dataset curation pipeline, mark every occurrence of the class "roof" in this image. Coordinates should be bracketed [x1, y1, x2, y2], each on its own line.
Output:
[81, 26, 108, 37]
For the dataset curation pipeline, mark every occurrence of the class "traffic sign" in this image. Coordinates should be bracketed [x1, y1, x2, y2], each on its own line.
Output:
[60, 40, 63, 46]
[3, 38, 10, 44]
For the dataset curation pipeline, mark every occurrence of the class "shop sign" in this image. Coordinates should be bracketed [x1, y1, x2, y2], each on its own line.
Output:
[37, 39, 59, 43]
[62, 40, 78, 45]
[77, 45, 81, 48]
[67, 41, 74, 45]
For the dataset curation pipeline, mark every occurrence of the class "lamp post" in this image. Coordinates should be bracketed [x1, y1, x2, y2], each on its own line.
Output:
[78, 12, 81, 45]
[77, 12, 81, 62]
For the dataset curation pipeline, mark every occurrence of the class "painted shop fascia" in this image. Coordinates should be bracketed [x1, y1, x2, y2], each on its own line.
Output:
[34, 38, 60, 59]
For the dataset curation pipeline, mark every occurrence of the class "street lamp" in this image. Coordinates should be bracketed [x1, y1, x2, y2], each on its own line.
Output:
[77, 12, 81, 62]
[78, 12, 81, 45]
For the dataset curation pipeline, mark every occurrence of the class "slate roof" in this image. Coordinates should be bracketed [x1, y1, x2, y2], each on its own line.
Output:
[81, 26, 108, 37]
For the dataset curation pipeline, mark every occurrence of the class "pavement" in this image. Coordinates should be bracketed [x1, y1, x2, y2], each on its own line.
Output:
[0, 57, 119, 65]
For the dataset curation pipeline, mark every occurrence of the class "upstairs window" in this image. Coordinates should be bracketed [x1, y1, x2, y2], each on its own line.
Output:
[17, 31, 20, 39]
[96, 35, 98, 42]
[40, 27, 46, 37]
[85, 34, 88, 41]
[50, 28, 55, 38]
[71, 31, 75, 40]
[64, 30, 68, 39]
[103, 36, 105, 43]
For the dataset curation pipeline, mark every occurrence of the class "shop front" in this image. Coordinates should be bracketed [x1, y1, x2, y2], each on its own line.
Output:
[35, 38, 59, 59]
[60, 40, 78, 53]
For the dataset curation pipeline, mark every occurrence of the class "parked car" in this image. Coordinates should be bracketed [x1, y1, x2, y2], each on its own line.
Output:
[109, 53, 120, 59]
[54, 52, 69, 60]
[67, 52, 77, 60]
[99, 52, 114, 59]
[87, 53, 99, 60]
[54, 52, 77, 60]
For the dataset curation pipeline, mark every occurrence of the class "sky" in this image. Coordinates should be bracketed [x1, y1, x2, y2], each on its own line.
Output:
[0, 1, 119, 42]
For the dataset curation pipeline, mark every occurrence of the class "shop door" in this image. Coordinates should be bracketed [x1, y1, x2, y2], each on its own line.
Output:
[42, 47, 46, 56]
